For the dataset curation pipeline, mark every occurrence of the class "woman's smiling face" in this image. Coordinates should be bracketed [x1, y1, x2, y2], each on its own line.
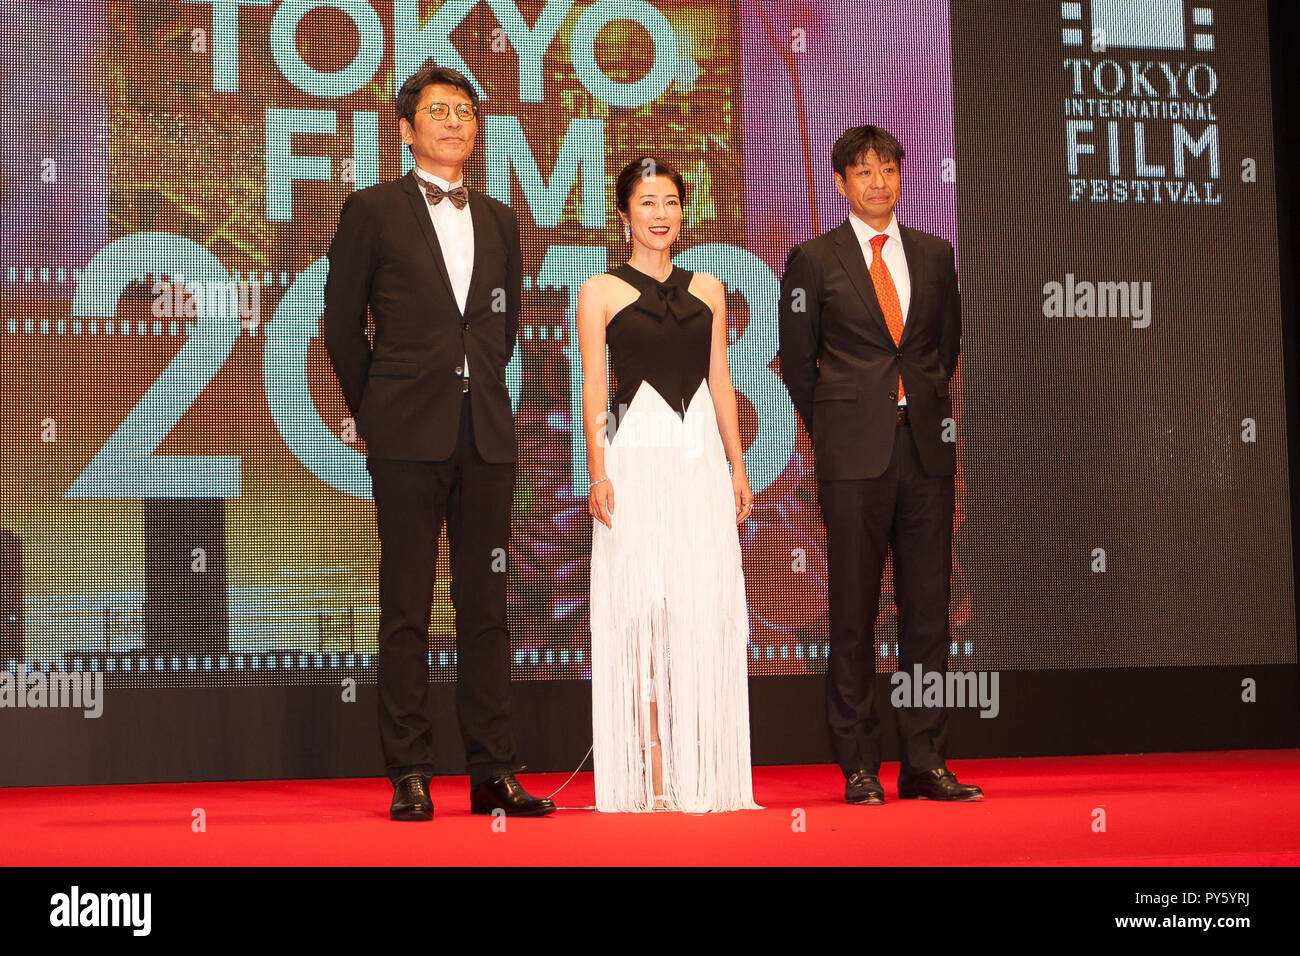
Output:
[621, 174, 683, 250]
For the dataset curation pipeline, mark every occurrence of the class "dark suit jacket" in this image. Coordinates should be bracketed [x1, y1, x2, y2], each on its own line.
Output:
[322, 169, 521, 463]
[778, 218, 960, 480]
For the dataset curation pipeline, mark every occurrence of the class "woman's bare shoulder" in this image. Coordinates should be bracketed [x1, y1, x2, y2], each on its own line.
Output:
[689, 270, 726, 311]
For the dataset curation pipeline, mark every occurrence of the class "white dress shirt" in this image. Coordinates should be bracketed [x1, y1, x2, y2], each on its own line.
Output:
[415, 167, 474, 378]
[847, 211, 911, 405]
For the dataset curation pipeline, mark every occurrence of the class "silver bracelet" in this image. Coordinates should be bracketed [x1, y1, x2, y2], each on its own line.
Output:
[589, 477, 610, 490]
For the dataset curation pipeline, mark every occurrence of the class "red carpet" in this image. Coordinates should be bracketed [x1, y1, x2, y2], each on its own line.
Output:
[3, 750, 1297, 865]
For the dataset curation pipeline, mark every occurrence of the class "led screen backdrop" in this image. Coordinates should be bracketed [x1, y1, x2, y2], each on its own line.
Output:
[949, 0, 1295, 667]
[0, 0, 1292, 700]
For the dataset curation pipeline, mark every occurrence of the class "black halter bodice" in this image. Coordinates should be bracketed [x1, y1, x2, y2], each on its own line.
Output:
[605, 263, 713, 422]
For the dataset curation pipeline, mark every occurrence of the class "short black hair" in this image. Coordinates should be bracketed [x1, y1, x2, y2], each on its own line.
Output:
[615, 156, 685, 213]
[832, 126, 904, 178]
[395, 64, 480, 131]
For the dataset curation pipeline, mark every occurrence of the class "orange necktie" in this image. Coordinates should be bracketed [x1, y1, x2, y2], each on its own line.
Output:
[869, 233, 905, 403]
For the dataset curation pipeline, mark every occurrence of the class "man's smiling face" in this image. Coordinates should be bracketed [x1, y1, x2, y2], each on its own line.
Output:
[834, 147, 901, 229]
[400, 82, 477, 176]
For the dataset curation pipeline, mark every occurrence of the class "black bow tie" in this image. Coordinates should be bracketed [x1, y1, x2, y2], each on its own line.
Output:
[648, 282, 693, 323]
[418, 178, 469, 210]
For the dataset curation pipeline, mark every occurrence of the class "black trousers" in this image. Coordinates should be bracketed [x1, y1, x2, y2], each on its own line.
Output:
[818, 417, 954, 778]
[366, 393, 518, 787]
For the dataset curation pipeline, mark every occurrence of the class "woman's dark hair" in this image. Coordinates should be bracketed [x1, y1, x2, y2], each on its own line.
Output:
[831, 126, 905, 177]
[395, 64, 480, 129]
[615, 156, 685, 213]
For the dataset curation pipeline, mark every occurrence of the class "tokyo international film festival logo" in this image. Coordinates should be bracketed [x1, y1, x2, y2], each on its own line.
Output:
[1061, 1, 1221, 205]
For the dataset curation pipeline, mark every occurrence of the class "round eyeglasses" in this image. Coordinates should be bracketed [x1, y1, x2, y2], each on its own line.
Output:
[423, 102, 478, 122]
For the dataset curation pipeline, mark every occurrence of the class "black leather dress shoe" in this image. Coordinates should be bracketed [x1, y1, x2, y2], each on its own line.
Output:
[898, 768, 984, 801]
[845, 769, 885, 806]
[390, 773, 434, 821]
[470, 773, 556, 816]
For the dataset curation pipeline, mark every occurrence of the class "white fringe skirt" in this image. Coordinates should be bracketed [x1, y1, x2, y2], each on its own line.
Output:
[590, 379, 761, 812]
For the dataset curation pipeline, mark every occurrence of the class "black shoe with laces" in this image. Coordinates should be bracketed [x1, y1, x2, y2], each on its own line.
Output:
[390, 773, 434, 821]
[470, 773, 556, 816]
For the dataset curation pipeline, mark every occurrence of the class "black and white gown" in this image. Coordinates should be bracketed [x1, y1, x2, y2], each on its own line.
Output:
[590, 263, 760, 813]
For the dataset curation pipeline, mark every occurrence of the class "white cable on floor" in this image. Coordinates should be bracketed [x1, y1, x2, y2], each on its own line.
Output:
[545, 742, 595, 810]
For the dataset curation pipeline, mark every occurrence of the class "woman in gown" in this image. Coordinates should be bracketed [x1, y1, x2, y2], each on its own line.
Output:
[576, 157, 761, 812]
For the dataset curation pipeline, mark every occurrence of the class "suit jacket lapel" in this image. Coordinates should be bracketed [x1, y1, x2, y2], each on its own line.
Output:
[402, 169, 458, 310]
[463, 190, 492, 318]
[832, 220, 895, 345]
[897, 224, 926, 348]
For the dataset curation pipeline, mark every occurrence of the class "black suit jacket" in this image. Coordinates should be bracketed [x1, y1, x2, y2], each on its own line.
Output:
[322, 170, 521, 463]
[778, 218, 960, 480]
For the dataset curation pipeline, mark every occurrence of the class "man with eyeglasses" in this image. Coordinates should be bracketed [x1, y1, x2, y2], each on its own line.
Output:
[323, 64, 554, 821]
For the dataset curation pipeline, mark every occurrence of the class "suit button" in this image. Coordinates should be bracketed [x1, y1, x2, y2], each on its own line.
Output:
[888, 392, 897, 400]
[454, 365, 463, 376]
[462, 322, 469, 331]
[895, 349, 903, 357]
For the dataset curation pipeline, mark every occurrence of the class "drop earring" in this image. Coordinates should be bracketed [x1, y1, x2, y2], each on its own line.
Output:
[623, 223, 630, 241]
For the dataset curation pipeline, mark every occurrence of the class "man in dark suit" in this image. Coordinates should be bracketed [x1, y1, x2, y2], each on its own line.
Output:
[322, 64, 554, 820]
[779, 126, 983, 805]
